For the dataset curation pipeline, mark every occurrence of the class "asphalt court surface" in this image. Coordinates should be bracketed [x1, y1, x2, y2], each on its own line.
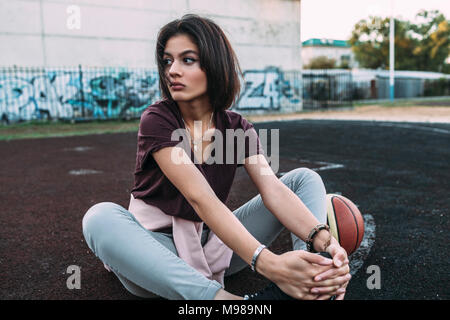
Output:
[1, 119, 449, 300]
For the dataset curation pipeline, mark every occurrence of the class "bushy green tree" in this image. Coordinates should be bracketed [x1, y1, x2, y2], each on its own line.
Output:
[349, 10, 450, 73]
[304, 56, 337, 69]
[410, 10, 450, 72]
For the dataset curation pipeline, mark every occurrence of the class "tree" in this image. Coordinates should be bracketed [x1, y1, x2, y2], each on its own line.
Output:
[349, 10, 450, 72]
[304, 56, 336, 69]
[410, 10, 450, 73]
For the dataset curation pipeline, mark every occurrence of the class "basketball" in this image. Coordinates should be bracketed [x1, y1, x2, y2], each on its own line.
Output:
[326, 194, 365, 255]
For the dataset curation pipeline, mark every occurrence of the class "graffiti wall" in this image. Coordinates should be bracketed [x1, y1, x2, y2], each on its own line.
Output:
[0, 67, 301, 123]
[237, 68, 301, 111]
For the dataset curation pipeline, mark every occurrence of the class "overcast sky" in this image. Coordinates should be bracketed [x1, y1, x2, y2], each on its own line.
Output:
[301, 0, 450, 41]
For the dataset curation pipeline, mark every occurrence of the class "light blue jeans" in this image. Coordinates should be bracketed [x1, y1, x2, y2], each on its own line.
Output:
[82, 168, 327, 300]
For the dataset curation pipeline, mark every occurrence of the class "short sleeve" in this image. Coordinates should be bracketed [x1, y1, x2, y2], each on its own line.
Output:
[236, 117, 265, 167]
[136, 107, 188, 170]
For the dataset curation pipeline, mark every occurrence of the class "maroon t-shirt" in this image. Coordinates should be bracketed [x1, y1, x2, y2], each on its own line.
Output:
[130, 99, 264, 222]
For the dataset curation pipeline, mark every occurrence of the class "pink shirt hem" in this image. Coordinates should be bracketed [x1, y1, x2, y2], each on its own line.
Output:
[103, 195, 233, 288]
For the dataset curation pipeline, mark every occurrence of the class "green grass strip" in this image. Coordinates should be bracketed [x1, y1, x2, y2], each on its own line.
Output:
[0, 120, 140, 141]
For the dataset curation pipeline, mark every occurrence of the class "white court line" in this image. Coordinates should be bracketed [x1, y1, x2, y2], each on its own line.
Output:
[69, 169, 102, 175]
[64, 146, 93, 152]
[312, 161, 345, 172]
[252, 118, 450, 135]
[278, 160, 345, 176]
[375, 122, 450, 135]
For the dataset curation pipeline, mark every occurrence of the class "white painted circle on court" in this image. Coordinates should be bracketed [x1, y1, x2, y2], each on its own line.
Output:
[349, 213, 376, 276]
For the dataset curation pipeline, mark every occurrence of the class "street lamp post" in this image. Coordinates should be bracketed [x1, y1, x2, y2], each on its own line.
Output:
[389, 0, 395, 101]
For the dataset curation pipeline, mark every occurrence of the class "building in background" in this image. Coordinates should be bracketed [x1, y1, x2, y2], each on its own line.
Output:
[302, 38, 358, 69]
[0, 0, 301, 70]
[0, 0, 303, 122]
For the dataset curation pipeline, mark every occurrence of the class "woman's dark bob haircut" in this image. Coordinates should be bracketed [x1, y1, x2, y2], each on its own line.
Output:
[156, 14, 242, 112]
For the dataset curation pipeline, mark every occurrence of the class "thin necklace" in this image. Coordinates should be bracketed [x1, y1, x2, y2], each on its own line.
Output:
[181, 111, 214, 152]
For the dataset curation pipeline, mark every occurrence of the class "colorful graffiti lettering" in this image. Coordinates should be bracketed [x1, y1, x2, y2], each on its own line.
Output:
[0, 67, 301, 123]
[0, 68, 161, 123]
[235, 68, 301, 110]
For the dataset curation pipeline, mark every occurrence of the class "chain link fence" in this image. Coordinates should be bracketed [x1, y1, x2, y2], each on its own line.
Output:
[1, 66, 448, 124]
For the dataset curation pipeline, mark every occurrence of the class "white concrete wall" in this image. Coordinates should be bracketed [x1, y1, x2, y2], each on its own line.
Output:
[1, 0, 301, 71]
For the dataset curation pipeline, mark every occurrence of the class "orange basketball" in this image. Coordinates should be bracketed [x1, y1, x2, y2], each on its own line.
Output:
[326, 194, 365, 255]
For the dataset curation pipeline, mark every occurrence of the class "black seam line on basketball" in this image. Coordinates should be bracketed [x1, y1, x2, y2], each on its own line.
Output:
[339, 198, 359, 254]
[331, 196, 341, 245]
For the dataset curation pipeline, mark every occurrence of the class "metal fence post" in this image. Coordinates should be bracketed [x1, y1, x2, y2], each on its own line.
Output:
[78, 64, 85, 119]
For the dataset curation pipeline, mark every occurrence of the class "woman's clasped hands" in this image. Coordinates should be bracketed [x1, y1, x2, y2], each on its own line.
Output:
[269, 244, 351, 300]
